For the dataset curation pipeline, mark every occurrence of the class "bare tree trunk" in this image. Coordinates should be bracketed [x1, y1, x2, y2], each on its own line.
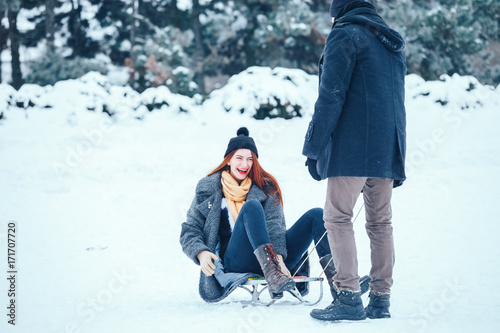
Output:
[45, 0, 55, 53]
[169, 0, 181, 28]
[130, 0, 137, 63]
[129, 0, 141, 88]
[70, 0, 82, 57]
[8, 7, 22, 89]
[0, 9, 7, 84]
[191, 0, 205, 94]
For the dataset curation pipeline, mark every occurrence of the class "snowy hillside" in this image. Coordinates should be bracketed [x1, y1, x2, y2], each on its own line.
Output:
[1, 67, 500, 333]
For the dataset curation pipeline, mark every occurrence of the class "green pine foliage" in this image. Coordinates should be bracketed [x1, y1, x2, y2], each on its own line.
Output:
[25, 52, 106, 86]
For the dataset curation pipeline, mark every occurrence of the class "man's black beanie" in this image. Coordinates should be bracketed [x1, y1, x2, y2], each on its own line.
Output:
[224, 127, 259, 158]
[330, 0, 355, 18]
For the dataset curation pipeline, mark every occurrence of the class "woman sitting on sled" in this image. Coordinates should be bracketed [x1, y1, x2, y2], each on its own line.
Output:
[180, 127, 364, 303]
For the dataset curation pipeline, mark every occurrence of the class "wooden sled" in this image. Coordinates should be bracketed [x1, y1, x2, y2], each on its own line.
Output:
[238, 276, 324, 307]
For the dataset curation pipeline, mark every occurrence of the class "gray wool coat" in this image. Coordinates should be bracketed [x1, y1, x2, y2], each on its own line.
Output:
[179, 171, 287, 302]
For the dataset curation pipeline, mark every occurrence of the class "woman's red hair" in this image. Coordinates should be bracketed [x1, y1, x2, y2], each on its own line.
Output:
[208, 151, 283, 206]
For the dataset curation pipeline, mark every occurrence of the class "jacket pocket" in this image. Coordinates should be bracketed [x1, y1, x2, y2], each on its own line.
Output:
[196, 195, 214, 218]
[395, 127, 406, 177]
[318, 54, 324, 80]
[305, 121, 314, 141]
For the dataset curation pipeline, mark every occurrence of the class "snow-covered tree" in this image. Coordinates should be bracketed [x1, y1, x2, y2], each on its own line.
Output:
[5, 0, 500, 91]
[378, 0, 500, 84]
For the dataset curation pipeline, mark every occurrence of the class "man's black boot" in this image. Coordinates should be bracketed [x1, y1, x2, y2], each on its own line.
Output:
[365, 291, 391, 319]
[310, 287, 367, 321]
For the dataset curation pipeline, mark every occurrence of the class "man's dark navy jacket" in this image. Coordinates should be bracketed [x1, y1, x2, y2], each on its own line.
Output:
[303, 2, 407, 187]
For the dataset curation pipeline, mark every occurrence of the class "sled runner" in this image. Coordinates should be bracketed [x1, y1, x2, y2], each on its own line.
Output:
[238, 276, 324, 307]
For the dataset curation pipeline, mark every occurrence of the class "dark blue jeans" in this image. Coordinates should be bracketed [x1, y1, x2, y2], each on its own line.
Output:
[223, 199, 330, 275]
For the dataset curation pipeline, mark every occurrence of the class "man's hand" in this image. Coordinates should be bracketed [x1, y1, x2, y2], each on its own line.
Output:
[276, 254, 291, 277]
[197, 250, 219, 277]
[306, 158, 321, 181]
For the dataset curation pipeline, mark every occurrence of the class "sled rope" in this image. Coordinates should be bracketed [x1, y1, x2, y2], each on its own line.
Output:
[292, 203, 365, 278]
[292, 227, 328, 278]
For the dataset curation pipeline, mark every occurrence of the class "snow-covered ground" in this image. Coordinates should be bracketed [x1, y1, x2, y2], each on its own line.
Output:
[1, 68, 500, 333]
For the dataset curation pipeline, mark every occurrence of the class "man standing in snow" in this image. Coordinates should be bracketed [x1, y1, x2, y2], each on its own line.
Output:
[303, 0, 406, 321]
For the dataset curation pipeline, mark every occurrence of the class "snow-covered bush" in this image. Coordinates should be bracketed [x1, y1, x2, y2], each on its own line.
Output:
[0, 67, 498, 124]
[203, 66, 318, 119]
[13, 84, 53, 109]
[0, 84, 16, 120]
[406, 73, 498, 111]
[0, 71, 199, 122]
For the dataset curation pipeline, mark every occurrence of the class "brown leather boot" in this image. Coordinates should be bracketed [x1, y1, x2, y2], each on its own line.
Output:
[254, 244, 295, 298]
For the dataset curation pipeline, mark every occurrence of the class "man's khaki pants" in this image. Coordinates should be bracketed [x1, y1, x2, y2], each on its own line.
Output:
[324, 176, 394, 293]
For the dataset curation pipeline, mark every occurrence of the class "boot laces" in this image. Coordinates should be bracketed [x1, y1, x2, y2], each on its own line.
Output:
[264, 246, 287, 279]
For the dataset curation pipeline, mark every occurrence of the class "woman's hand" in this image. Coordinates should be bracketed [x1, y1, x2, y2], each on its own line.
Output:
[276, 254, 291, 277]
[197, 250, 219, 276]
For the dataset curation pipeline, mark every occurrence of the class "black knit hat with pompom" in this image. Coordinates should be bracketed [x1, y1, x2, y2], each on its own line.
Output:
[224, 127, 259, 158]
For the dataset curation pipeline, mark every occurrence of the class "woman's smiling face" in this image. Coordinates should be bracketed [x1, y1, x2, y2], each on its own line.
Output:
[227, 149, 253, 183]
